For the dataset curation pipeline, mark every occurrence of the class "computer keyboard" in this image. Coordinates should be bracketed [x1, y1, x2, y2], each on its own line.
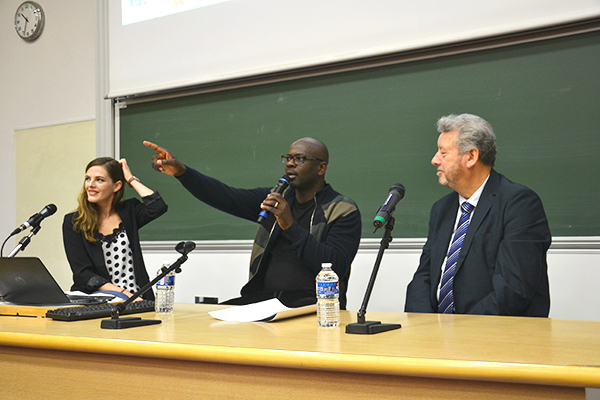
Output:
[46, 300, 155, 321]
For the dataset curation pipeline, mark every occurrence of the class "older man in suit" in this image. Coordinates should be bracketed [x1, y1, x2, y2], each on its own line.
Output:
[405, 114, 551, 316]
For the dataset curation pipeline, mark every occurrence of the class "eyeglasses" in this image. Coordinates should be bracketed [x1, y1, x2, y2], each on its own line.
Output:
[281, 154, 325, 165]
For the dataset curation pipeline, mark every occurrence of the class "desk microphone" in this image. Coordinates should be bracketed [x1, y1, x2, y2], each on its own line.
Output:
[101, 241, 196, 330]
[11, 204, 57, 236]
[347, 184, 405, 335]
[257, 175, 290, 224]
[373, 184, 405, 233]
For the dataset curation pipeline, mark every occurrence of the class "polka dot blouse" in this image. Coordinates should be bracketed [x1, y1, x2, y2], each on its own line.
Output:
[100, 223, 140, 293]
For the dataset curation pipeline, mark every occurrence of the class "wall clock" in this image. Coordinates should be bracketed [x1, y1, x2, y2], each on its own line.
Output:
[14, 1, 45, 41]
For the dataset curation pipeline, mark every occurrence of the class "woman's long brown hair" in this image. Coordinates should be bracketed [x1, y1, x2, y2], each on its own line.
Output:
[73, 157, 125, 243]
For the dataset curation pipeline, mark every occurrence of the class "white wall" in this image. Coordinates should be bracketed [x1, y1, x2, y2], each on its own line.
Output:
[14, 122, 96, 286]
[0, 0, 96, 256]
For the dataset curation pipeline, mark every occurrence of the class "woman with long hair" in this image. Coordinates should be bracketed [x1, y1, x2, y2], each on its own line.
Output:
[62, 157, 167, 300]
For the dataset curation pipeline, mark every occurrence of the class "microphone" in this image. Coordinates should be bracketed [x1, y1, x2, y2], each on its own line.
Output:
[176, 240, 196, 256]
[373, 184, 405, 233]
[257, 175, 290, 224]
[11, 204, 57, 236]
[101, 240, 196, 329]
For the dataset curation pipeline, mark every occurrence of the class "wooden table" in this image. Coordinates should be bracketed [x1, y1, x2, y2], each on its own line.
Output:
[1, 304, 599, 399]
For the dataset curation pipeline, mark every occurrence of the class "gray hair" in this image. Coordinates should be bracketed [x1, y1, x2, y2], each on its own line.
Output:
[436, 114, 497, 167]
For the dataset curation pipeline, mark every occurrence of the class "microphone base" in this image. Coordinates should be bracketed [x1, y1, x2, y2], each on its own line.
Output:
[345, 320, 401, 335]
[100, 317, 162, 330]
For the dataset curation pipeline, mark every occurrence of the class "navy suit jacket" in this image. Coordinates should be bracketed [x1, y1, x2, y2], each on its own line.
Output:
[405, 169, 551, 316]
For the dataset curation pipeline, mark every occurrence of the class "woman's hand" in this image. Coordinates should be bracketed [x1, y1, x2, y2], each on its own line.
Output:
[118, 158, 134, 182]
[118, 157, 154, 197]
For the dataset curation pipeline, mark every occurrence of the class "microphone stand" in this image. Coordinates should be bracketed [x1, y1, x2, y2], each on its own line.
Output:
[7, 225, 41, 258]
[346, 216, 401, 334]
[101, 247, 191, 330]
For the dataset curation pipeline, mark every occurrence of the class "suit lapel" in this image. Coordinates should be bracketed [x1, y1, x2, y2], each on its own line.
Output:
[455, 170, 499, 272]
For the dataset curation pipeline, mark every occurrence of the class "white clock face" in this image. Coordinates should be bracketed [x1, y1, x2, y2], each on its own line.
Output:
[14, 2, 44, 41]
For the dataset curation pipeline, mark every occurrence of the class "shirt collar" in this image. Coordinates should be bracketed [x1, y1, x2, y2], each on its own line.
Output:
[458, 173, 490, 208]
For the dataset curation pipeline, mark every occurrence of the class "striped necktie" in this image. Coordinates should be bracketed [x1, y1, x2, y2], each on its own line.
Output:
[438, 201, 474, 314]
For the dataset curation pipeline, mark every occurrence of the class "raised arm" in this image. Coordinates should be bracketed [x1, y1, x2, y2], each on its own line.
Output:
[118, 158, 155, 197]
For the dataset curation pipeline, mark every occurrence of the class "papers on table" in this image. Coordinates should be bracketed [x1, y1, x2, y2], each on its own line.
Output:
[66, 290, 120, 303]
[209, 298, 316, 322]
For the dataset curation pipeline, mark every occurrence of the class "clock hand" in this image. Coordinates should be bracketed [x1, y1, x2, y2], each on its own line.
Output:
[20, 13, 29, 23]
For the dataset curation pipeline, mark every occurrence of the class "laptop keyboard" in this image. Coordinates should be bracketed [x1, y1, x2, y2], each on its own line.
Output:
[46, 300, 155, 321]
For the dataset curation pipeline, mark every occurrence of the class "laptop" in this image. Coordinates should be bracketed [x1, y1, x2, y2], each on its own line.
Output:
[0, 257, 110, 305]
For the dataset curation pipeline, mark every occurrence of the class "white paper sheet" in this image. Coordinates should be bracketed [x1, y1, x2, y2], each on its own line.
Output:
[209, 298, 316, 322]
[66, 290, 120, 303]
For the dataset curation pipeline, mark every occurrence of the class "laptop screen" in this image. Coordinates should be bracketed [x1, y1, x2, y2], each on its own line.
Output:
[0, 257, 71, 305]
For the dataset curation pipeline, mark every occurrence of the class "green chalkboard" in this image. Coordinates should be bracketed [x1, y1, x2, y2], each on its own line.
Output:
[120, 30, 600, 241]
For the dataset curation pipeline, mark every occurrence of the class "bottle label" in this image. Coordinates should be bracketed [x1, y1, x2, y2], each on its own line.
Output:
[157, 275, 174, 288]
[317, 281, 339, 296]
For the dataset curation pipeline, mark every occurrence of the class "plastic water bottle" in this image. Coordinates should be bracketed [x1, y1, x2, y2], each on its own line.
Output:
[316, 263, 340, 327]
[155, 263, 175, 313]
